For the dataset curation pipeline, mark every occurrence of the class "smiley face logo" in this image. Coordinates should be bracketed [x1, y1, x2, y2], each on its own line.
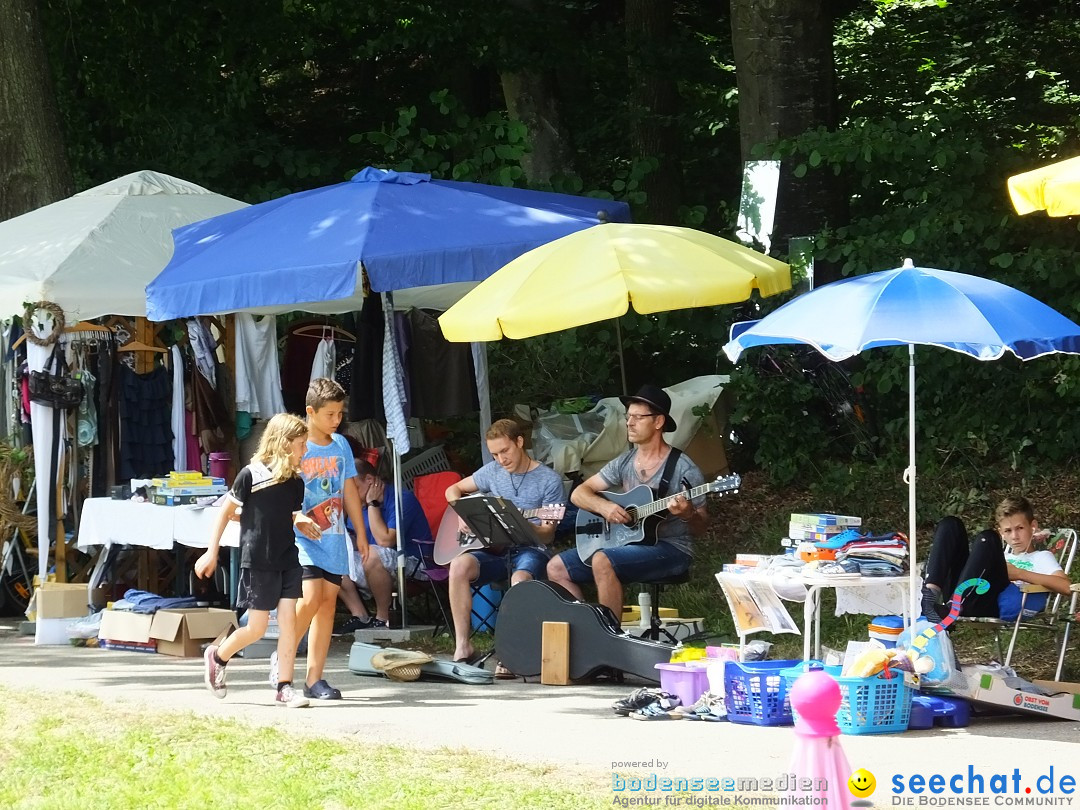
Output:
[848, 769, 876, 798]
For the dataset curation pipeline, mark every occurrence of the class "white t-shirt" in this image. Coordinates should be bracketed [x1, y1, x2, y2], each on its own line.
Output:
[999, 548, 1063, 619]
[1005, 548, 1062, 584]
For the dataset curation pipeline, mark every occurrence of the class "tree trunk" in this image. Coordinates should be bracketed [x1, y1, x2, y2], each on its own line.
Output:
[730, 0, 846, 281]
[499, 0, 575, 185]
[0, 0, 73, 220]
[500, 69, 576, 184]
[626, 0, 682, 225]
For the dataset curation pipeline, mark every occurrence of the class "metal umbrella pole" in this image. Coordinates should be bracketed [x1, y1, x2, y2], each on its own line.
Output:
[381, 291, 410, 627]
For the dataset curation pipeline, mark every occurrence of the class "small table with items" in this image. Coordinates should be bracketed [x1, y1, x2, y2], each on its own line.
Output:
[77, 497, 240, 606]
[716, 566, 909, 660]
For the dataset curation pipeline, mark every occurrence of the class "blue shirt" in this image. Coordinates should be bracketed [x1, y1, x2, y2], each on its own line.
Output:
[350, 484, 432, 559]
[295, 433, 357, 575]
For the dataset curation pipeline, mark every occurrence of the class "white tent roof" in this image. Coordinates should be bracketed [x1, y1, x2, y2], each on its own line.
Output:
[0, 170, 247, 319]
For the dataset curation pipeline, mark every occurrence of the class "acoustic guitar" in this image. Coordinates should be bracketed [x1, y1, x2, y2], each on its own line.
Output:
[494, 579, 673, 681]
[433, 503, 565, 565]
[575, 473, 741, 563]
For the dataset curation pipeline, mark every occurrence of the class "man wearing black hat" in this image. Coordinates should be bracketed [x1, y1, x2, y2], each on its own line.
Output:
[547, 383, 708, 619]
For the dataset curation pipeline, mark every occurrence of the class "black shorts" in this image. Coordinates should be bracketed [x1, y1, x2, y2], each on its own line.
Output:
[301, 565, 343, 586]
[237, 567, 303, 611]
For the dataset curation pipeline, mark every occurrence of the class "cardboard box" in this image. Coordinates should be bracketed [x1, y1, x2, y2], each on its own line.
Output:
[98, 609, 154, 643]
[35, 617, 73, 646]
[28, 582, 91, 620]
[150, 608, 237, 657]
[968, 673, 1080, 721]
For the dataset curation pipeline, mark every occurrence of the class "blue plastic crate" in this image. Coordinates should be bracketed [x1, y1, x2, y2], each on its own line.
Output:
[724, 660, 799, 726]
[780, 661, 912, 735]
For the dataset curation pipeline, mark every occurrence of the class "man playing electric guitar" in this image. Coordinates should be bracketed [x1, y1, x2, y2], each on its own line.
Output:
[445, 418, 565, 669]
[548, 384, 708, 621]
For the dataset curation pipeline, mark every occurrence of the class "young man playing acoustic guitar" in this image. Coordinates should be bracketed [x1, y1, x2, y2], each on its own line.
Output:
[445, 418, 565, 668]
[547, 384, 709, 620]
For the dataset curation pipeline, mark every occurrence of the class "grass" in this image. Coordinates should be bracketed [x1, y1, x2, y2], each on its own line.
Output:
[0, 689, 612, 810]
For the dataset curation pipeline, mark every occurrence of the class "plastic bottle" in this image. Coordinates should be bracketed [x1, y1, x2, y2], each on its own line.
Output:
[638, 590, 652, 629]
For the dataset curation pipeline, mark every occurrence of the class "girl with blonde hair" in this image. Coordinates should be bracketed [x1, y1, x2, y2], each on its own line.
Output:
[195, 413, 322, 708]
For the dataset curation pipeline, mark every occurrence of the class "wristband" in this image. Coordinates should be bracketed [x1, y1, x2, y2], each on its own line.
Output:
[368, 500, 382, 508]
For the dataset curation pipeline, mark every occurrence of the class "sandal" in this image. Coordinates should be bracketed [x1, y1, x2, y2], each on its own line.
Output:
[452, 651, 485, 667]
[303, 679, 343, 700]
[494, 662, 518, 680]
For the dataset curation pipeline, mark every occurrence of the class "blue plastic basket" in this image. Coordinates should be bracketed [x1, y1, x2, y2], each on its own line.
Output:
[724, 660, 799, 726]
[780, 661, 913, 735]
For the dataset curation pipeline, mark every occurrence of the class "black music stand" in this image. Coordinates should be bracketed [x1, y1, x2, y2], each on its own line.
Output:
[450, 495, 538, 551]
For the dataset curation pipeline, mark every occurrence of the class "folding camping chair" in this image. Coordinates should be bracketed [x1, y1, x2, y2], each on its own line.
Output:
[412, 470, 506, 638]
[961, 528, 1077, 679]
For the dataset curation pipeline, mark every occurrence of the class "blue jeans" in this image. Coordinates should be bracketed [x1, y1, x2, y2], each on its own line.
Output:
[556, 541, 690, 584]
[472, 546, 550, 586]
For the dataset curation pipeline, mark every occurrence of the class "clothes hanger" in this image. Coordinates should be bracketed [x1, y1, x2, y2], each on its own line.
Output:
[12, 320, 114, 350]
[291, 323, 356, 342]
[118, 340, 168, 353]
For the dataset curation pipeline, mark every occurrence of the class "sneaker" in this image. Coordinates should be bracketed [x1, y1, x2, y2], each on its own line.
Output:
[612, 687, 673, 716]
[204, 645, 227, 699]
[275, 683, 310, 708]
[334, 615, 373, 636]
[268, 650, 279, 687]
[369, 618, 388, 629]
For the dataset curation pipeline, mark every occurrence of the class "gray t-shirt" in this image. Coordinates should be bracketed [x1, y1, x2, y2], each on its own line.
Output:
[471, 460, 565, 550]
[597, 448, 705, 556]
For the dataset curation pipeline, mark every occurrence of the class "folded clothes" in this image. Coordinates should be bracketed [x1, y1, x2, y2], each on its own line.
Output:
[122, 588, 200, 614]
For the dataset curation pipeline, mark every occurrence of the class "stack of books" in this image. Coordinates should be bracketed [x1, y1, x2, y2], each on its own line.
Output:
[151, 471, 228, 506]
[787, 512, 862, 540]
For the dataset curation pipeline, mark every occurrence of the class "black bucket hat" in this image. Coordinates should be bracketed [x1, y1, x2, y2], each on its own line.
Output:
[620, 383, 676, 433]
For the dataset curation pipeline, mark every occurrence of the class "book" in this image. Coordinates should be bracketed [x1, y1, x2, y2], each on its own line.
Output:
[714, 573, 801, 637]
[789, 513, 862, 528]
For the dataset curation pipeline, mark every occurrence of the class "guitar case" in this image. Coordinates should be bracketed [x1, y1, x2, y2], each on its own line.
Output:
[494, 580, 672, 682]
[348, 641, 494, 684]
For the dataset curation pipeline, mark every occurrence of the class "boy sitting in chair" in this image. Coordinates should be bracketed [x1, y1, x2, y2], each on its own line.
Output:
[922, 495, 1071, 622]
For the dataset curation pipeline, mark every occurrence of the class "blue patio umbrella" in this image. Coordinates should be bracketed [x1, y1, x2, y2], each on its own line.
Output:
[145, 166, 628, 627]
[145, 166, 630, 320]
[723, 259, 1080, 625]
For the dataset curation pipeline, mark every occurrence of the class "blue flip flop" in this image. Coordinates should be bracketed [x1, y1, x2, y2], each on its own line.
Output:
[304, 679, 342, 700]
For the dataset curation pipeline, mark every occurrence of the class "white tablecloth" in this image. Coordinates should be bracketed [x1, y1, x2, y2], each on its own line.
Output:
[77, 498, 239, 551]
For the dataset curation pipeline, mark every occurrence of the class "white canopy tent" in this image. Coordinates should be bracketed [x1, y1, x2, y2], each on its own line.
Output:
[0, 171, 247, 579]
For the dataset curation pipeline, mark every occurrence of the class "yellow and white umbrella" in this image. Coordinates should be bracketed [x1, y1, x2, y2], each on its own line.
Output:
[438, 223, 791, 342]
[1008, 155, 1080, 217]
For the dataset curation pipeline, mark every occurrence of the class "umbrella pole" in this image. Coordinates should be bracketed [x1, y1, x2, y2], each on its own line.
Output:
[614, 318, 628, 395]
[907, 344, 918, 629]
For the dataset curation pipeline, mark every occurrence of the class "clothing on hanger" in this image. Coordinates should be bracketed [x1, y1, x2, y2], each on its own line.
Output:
[406, 308, 477, 418]
[234, 313, 285, 418]
[310, 333, 336, 382]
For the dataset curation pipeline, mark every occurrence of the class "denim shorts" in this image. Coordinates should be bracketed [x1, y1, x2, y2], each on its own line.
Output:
[556, 541, 690, 584]
[472, 546, 550, 587]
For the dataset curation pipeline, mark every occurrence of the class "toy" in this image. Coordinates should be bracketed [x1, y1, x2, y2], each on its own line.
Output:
[847, 646, 932, 679]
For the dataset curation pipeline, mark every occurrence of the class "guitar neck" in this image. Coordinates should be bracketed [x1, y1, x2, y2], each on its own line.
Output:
[636, 481, 714, 520]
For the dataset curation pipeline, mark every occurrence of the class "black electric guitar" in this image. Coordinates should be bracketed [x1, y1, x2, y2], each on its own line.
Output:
[494, 580, 672, 681]
[575, 473, 741, 563]
[432, 503, 565, 565]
